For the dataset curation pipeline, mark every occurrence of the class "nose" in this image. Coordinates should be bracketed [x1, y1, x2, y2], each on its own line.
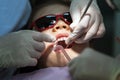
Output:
[52, 20, 71, 32]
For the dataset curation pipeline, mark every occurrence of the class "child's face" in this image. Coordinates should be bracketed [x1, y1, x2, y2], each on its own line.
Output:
[31, 12, 88, 67]
[31, 4, 89, 67]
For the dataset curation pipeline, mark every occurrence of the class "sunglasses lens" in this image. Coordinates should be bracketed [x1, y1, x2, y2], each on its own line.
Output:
[35, 15, 56, 29]
[34, 12, 72, 31]
[63, 12, 72, 23]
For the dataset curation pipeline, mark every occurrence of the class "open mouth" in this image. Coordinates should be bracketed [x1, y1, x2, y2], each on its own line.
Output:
[53, 33, 72, 62]
[56, 37, 67, 48]
[55, 33, 73, 48]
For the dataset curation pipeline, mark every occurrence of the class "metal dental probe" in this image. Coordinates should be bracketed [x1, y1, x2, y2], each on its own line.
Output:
[80, 0, 93, 20]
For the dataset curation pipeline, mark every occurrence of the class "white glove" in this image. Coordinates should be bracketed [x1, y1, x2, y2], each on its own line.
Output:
[66, 0, 105, 44]
[68, 48, 120, 80]
[106, 0, 120, 10]
[0, 30, 55, 68]
[106, 0, 116, 9]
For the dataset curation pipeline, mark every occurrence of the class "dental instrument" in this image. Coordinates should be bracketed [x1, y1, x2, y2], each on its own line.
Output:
[66, 0, 93, 47]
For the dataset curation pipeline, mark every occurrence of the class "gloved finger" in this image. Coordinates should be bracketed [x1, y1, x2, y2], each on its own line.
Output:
[86, 7, 97, 28]
[26, 58, 38, 67]
[116, 54, 120, 61]
[18, 57, 37, 67]
[24, 44, 41, 59]
[106, 0, 116, 9]
[66, 15, 90, 44]
[74, 34, 86, 43]
[93, 23, 105, 38]
[29, 50, 42, 59]
[68, 57, 80, 76]
[33, 32, 55, 42]
[32, 40, 45, 52]
[83, 14, 101, 41]
[75, 14, 100, 43]
[70, 6, 81, 29]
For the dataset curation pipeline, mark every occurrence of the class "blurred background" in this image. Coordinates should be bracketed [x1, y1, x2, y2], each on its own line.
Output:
[91, 0, 120, 57]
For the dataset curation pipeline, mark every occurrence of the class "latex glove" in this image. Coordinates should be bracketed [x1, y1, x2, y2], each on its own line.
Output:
[106, 0, 120, 10]
[106, 0, 116, 9]
[66, 0, 105, 44]
[68, 48, 120, 80]
[0, 30, 55, 68]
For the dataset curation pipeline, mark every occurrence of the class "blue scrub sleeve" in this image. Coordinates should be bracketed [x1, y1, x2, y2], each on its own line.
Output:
[0, 0, 32, 36]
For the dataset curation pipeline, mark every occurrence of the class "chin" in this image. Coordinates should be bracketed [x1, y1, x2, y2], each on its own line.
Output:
[37, 37, 88, 68]
[46, 51, 70, 67]
[38, 49, 79, 68]
[37, 43, 86, 68]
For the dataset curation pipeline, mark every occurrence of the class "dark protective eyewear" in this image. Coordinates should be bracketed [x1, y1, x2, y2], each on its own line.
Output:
[30, 12, 72, 31]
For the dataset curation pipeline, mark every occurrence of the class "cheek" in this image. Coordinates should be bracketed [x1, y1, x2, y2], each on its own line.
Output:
[46, 51, 69, 67]
[38, 42, 68, 67]
[43, 42, 53, 54]
[42, 29, 56, 36]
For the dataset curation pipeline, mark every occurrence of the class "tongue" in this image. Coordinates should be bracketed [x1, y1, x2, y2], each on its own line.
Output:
[57, 40, 66, 48]
[57, 40, 73, 48]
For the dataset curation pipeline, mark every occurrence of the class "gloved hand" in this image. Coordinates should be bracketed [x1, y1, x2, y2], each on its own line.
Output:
[106, 0, 120, 10]
[106, 0, 116, 9]
[66, 0, 105, 44]
[68, 48, 120, 80]
[0, 30, 55, 68]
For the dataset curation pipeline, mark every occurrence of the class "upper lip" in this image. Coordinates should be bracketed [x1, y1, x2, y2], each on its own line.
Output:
[56, 33, 69, 40]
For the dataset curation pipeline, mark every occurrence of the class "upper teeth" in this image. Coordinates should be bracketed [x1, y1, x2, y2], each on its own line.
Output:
[53, 37, 67, 49]
[55, 37, 67, 44]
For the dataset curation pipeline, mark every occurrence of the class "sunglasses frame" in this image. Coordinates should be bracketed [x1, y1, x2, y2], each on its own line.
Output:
[30, 12, 72, 32]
